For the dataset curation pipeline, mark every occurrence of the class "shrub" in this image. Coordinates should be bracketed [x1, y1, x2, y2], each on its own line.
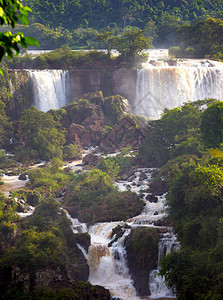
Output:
[63, 143, 82, 161]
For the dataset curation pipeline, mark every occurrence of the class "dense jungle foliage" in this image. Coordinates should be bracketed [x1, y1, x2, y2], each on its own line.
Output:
[0, 93, 145, 297]
[138, 99, 223, 299]
[1, 0, 223, 60]
[26, 0, 223, 48]
[1, 88, 223, 298]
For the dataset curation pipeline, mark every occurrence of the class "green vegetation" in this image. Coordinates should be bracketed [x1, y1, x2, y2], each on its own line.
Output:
[138, 99, 216, 167]
[19, 107, 65, 161]
[0, 190, 94, 298]
[126, 227, 159, 268]
[138, 99, 223, 299]
[0, 0, 39, 69]
[23, 0, 223, 50]
[7, 45, 112, 69]
[201, 100, 223, 149]
[63, 168, 144, 223]
[63, 143, 83, 161]
[0, 100, 12, 147]
[1, 1, 222, 60]
[176, 17, 223, 59]
[28, 158, 69, 197]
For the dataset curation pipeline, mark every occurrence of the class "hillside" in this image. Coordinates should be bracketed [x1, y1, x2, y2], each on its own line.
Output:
[4, 0, 222, 50]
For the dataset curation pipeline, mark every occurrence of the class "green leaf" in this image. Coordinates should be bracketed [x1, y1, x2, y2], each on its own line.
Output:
[24, 36, 40, 47]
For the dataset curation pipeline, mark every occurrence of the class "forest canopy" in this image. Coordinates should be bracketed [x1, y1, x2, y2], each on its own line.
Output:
[1, 0, 221, 50]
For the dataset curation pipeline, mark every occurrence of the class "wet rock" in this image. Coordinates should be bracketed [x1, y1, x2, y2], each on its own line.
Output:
[127, 175, 136, 182]
[82, 153, 100, 166]
[146, 194, 158, 203]
[114, 250, 120, 260]
[71, 281, 111, 299]
[149, 60, 157, 66]
[149, 178, 168, 195]
[18, 173, 27, 180]
[16, 203, 25, 213]
[139, 171, 147, 181]
[154, 219, 173, 227]
[75, 233, 91, 252]
[125, 227, 159, 296]
[7, 171, 17, 176]
[120, 166, 135, 181]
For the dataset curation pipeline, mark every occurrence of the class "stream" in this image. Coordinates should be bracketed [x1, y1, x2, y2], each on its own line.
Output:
[67, 166, 179, 300]
[0, 156, 179, 299]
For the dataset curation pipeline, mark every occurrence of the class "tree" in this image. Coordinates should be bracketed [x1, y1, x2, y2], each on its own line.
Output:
[156, 13, 181, 47]
[19, 107, 65, 160]
[115, 29, 153, 58]
[0, 0, 39, 70]
[0, 100, 12, 147]
[139, 102, 202, 166]
[177, 17, 223, 58]
[96, 31, 116, 57]
[201, 101, 223, 149]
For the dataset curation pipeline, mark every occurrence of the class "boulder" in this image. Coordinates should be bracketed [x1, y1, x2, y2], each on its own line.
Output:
[69, 123, 85, 137]
[120, 165, 135, 180]
[146, 194, 158, 203]
[125, 227, 159, 296]
[149, 178, 168, 195]
[75, 233, 91, 252]
[99, 115, 145, 153]
[139, 171, 147, 181]
[82, 153, 100, 166]
[80, 91, 105, 106]
[18, 173, 27, 180]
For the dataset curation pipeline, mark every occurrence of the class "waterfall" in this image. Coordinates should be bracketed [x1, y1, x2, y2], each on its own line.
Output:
[149, 233, 180, 299]
[64, 165, 179, 299]
[27, 70, 70, 112]
[88, 223, 138, 300]
[135, 61, 223, 119]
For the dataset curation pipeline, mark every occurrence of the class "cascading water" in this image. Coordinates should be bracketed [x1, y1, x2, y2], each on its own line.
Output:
[27, 70, 70, 112]
[149, 233, 180, 299]
[135, 60, 223, 119]
[88, 223, 138, 300]
[67, 167, 178, 299]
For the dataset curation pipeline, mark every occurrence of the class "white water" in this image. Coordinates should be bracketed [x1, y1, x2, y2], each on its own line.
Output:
[149, 233, 180, 299]
[88, 222, 138, 300]
[0, 175, 29, 197]
[135, 60, 223, 119]
[27, 69, 70, 112]
[67, 168, 177, 299]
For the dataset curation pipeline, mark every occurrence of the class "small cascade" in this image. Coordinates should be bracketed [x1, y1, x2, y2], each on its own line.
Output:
[27, 69, 70, 112]
[65, 167, 178, 299]
[88, 223, 138, 300]
[77, 243, 88, 260]
[65, 211, 87, 234]
[149, 233, 180, 299]
[135, 61, 223, 119]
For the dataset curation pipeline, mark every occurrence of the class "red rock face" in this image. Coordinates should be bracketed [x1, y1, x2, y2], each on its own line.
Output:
[61, 92, 146, 152]
[99, 115, 146, 153]
[68, 68, 136, 104]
